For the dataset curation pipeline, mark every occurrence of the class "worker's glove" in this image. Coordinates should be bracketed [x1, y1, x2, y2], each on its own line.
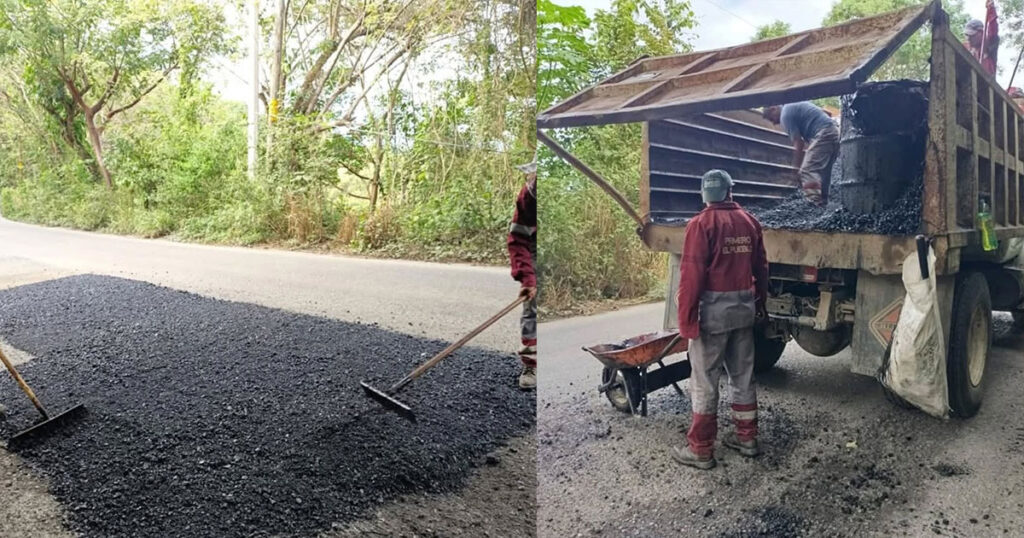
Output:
[519, 286, 537, 300]
[755, 298, 768, 323]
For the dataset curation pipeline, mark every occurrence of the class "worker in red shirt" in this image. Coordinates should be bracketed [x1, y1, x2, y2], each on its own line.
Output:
[673, 169, 769, 470]
[508, 157, 537, 390]
[965, 0, 999, 76]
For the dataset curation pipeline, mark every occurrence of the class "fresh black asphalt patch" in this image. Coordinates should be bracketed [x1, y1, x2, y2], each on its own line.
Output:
[0, 274, 534, 537]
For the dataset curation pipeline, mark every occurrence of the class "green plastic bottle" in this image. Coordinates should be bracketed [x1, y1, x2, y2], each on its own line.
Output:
[978, 198, 999, 252]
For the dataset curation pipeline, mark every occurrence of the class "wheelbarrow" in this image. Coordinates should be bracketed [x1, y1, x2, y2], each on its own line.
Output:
[583, 331, 691, 416]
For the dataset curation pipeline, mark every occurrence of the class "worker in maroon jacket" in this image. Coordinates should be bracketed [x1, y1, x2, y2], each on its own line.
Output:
[965, 0, 999, 77]
[673, 169, 769, 470]
[508, 157, 537, 390]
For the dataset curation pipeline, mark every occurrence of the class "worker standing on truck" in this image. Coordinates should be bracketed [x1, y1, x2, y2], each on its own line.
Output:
[762, 102, 839, 207]
[964, 0, 999, 77]
[509, 156, 537, 390]
[672, 169, 769, 470]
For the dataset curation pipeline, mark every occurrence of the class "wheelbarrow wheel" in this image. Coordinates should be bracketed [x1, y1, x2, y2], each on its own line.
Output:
[601, 367, 641, 414]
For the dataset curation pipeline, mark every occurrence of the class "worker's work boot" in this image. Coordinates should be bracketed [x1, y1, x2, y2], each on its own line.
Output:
[723, 432, 760, 457]
[672, 444, 716, 470]
[518, 366, 536, 390]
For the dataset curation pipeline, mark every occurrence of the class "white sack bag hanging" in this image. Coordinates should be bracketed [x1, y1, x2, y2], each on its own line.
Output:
[878, 237, 949, 419]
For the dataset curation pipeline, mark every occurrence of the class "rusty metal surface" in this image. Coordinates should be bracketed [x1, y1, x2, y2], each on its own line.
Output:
[538, 2, 938, 129]
[647, 110, 798, 221]
[583, 331, 688, 369]
[642, 224, 919, 275]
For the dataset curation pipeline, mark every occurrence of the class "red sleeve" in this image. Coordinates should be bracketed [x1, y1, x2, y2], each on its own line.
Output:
[507, 182, 536, 287]
[676, 218, 708, 339]
[986, 2, 999, 61]
[750, 216, 769, 308]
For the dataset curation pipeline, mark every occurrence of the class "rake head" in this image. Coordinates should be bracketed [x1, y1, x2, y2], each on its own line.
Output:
[8, 403, 88, 451]
[360, 382, 416, 423]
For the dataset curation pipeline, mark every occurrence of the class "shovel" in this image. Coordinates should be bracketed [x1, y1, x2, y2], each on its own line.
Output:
[0, 346, 86, 449]
[361, 295, 528, 422]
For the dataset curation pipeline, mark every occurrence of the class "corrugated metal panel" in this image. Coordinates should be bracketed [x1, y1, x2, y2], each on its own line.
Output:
[538, 1, 937, 129]
[647, 109, 798, 222]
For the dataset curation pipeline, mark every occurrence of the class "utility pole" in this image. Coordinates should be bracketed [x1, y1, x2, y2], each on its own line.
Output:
[267, 0, 286, 158]
[247, 0, 260, 180]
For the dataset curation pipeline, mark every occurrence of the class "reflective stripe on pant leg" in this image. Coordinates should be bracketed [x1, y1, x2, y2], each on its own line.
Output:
[519, 296, 537, 367]
[724, 327, 757, 441]
[687, 412, 717, 458]
[687, 331, 727, 456]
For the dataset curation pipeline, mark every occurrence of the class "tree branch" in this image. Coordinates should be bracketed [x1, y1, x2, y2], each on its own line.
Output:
[338, 158, 370, 180]
[104, 64, 176, 123]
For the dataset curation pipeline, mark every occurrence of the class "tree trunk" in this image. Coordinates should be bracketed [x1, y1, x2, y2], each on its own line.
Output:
[369, 167, 380, 212]
[83, 110, 113, 189]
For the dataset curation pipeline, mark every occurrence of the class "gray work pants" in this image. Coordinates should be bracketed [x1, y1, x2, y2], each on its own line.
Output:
[688, 326, 756, 415]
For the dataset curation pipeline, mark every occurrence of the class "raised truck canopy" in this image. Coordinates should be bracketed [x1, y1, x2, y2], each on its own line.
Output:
[537, 1, 938, 129]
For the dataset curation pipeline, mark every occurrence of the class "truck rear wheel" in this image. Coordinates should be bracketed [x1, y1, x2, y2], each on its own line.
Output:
[754, 327, 787, 373]
[948, 272, 991, 418]
[791, 325, 852, 357]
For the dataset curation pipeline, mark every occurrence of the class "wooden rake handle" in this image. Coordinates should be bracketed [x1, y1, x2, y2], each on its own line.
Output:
[0, 346, 49, 419]
[390, 294, 529, 392]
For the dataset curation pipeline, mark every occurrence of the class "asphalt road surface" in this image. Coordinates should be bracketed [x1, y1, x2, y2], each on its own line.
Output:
[0, 218, 534, 537]
[539, 303, 1024, 537]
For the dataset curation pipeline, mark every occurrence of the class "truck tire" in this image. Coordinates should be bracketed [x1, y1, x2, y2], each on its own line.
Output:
[948, 272, 992, 418]
[754, 328, 787, 373]
[791, 325, 852, 357]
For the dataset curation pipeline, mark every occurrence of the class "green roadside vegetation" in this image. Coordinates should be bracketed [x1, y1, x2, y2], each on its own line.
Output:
[0, 0, 534, 266]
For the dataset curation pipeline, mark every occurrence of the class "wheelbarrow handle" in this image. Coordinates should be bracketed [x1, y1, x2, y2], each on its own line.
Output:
[654, 334, 683, 363]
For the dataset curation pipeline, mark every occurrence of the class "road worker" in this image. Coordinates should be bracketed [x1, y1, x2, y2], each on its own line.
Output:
[508, 156, 537, 390]
[965, 0, 999, 77]
[1010, 87, 1024, 112]
[672, 169, 769, 470]
[762, 102, 839, 207]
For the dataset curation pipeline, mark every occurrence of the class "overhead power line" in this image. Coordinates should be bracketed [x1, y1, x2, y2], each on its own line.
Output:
[699, 0, 760, 31]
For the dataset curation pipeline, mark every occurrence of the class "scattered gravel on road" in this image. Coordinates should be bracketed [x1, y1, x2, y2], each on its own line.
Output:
[0, 275, 535, 538]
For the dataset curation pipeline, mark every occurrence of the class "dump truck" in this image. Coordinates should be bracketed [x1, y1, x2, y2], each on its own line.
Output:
[538, 0, 1024, 418]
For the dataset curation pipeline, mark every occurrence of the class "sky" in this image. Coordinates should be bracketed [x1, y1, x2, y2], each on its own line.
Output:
[208, 0, 1023, 106]
[571, 0, 1021, 89]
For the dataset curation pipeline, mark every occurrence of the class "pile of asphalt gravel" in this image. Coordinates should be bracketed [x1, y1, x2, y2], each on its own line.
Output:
[0, 275, 534, 538]
[748, 176, 923, 235]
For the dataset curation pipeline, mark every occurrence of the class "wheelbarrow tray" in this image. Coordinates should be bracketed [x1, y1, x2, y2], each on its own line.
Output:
[583, 331, 688, 369]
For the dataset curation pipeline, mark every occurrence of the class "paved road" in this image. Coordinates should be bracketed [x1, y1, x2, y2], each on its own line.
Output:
[539, 302, 1024, 537]
[0, 218, 533, 537]
[0, 218, 522, 349]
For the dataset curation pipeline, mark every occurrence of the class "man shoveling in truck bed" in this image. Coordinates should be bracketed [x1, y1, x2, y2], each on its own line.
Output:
[762, 102, 839, 207]
[672, 169, 769, 470]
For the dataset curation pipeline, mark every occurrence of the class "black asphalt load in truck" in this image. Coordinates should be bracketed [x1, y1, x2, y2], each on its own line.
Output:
[538, 0, 1024, 418]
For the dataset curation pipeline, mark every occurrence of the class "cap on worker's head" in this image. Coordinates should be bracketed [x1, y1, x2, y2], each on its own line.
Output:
[701, 169, 734, 203]
[516, 150, 538, 174]
[965, 19, 984, 36]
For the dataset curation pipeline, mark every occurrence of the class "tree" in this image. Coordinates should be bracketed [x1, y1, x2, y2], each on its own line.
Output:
[591, 0, 695, 73]
[273, 0, 472, 129]
[537, 0, 592, 110]
[824, 0, 968, 81]
[0, 0, 230, 188]
[751, 20, 791, 42]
